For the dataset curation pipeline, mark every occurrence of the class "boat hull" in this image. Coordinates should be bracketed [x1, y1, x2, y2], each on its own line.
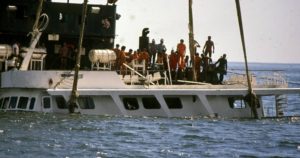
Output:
[0, 87, 261, 118]
[1, 70, 299, 118]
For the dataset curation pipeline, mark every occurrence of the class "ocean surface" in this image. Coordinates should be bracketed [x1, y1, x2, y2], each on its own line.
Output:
[1, 62, 300, 158]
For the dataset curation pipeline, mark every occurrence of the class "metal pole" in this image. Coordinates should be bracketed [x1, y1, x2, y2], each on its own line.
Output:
[32, 0, 43, 41]
[188, 0, 197, 81]
[68, 0, 88, 113]
[235, 0, 258, 118]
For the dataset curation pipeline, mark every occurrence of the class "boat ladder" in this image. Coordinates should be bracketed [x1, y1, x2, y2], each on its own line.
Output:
[275, 94, 288, 117]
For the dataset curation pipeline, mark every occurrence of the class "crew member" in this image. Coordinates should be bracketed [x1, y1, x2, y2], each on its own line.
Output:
[215, 54, 228, 84]
[177, 39, 186, 68]
[203, 36, 215, 58]
[59, 42, 69, 69]
[169, 50, 178, 79]
[119, 46, 127, 76]
[149, 39, 157, 67]
[113, 44, 120, 70]
[194, 53, 202, 81]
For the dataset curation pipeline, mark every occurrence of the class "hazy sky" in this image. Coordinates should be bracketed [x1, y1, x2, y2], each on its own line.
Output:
[54, 0, 300, 63]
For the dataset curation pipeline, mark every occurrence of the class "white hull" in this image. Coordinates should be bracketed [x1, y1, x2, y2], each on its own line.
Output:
[1, 70, 299, 118]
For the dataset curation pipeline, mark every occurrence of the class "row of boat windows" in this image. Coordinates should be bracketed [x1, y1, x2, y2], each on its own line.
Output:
[0, 97, 36, 110]
[123, 97, 182, 110]
[0, 96, 248, 111]
[55, 96, 183, 110]
[55, 96, 95, 110]
[0, 96, 94, 110]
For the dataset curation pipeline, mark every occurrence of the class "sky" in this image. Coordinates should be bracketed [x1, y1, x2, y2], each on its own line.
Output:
[54, 0, 300, 63]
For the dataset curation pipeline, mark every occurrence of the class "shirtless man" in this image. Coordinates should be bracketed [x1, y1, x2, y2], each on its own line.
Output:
[203, 36, 215, 58]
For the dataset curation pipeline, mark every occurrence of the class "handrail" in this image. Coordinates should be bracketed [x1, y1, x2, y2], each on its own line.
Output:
[123, 63, 155, 85]
[53, 71, 74, 89]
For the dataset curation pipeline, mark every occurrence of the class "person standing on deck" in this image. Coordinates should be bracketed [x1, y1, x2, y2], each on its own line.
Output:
[59, 42, 69, 69]
[202, 36, 215, 58]
[119, 46, 127, 77]
[127, 49, 134, 63]
[184, 55, 189, 67]
[169, 50, 178, 79]
[149, 39, 157, 67]
[113, 44, 120, 70]
[12, 42, 20, 57]
[11, 41, 21, 68]
[132, 50, 139, 61]
[201, 53, 212, 82]
[215, 54, 227, 84]
[177, 39, 186, 69]
[194, 53, 202, 81]
[139, 48, 150, 70]
[156, 39, 166, 59]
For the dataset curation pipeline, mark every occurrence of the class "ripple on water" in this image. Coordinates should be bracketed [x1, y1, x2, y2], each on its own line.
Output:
[0, 112, 300, 157]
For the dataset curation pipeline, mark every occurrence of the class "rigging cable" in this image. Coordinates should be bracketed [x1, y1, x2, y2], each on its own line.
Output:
[37, 13, 49, 32]
[235, 0, 259, 119]
[68, 0, 89, 113]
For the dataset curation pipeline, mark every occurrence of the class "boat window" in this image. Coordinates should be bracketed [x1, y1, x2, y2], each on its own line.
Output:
[17, 97, 29, 109]
[56, 96, 67, 109]
[6, 5, 17, 12]
[0, 98, 3, 109]
[29, 98, 35, 110]
[142, 97, 161, 109]
[228, 97, 246, 109]
[78, 96, 95, 109]
[2, 97, 10, 109]
[91, 7, 100, 14]
[9, 96, 18, 109]
[43, 97, 51, 109]
[123, 98, 139, 110]
[163, 97, 183, 109]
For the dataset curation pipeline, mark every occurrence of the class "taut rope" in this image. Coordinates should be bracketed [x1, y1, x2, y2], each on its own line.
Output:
[68, 0, 88, 113]
[235, 0, 259, 119]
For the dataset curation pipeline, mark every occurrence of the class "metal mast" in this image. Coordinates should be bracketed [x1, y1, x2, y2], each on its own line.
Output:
[188, 0, 197, 81]
[68, 0, 88, 113]
[235, 0, 259, 118]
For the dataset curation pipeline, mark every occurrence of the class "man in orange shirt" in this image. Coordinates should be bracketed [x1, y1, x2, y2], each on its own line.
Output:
[169, 50, 178, 79]
[177, 39, 186, 69]
[132, 50, 139, 61]
[194, 53, 202, 81]
[169, 50, 178, 71]
[139, 48, 149, 68]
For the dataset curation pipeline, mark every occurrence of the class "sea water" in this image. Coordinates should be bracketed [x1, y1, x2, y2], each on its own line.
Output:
[0, 63, 300, 158]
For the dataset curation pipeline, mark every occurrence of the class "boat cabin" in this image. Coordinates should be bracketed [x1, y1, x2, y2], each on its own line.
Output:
[0, 0, 117, 71]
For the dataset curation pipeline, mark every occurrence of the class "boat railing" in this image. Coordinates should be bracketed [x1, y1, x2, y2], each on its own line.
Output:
[122, 63, 169, 86]
[225, 71, 256, 86]
[122, 63, 155, 85]
[256, 72, 288, 88]
[53, 70, 74, 89]
[226, 70, 288, 87]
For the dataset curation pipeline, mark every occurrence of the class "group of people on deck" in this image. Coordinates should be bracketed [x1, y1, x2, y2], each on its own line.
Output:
[112, 35, 227, 84]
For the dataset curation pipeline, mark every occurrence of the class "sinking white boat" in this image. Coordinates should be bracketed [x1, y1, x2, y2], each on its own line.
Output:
[0, 0, 299, 119]
[1, 68, 299, 118]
